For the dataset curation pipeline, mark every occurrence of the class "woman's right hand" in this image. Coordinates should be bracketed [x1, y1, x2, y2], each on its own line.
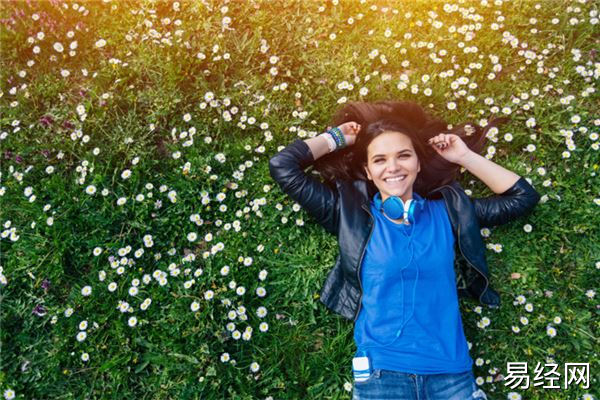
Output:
[338, 121, 361, 146]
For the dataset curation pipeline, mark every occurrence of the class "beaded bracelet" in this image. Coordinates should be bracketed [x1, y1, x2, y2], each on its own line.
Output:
[327, 126, 347, 149]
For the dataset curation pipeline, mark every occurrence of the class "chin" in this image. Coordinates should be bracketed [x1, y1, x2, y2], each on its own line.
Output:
[383, 185, 414, 200]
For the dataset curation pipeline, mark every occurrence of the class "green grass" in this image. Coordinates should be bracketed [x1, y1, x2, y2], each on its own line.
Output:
[1, 1, 598, 399]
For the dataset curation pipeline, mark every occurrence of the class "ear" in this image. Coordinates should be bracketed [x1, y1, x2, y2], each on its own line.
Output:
[363, 164, 372, 181]
[417, 160, 421, 174]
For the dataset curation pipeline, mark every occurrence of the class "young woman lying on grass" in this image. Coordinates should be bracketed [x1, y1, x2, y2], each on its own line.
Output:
[269, 101, 540, 399]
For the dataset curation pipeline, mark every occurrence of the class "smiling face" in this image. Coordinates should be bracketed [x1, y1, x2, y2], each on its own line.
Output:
[363, 131, 420, 204]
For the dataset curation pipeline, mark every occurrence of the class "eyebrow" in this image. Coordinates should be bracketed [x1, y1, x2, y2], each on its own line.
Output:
[370, 149, 412, 160]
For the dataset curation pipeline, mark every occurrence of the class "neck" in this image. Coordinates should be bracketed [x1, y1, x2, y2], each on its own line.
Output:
[381, 191, 413, 204]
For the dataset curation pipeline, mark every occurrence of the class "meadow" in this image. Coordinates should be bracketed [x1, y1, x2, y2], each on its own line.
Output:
[0, 0, 598, 399]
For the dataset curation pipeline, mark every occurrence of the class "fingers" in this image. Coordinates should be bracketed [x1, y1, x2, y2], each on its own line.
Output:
[337, 121, 361, 136]
[428, 134, 449, 149]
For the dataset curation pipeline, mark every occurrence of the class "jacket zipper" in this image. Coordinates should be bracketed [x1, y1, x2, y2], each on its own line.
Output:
[432, 185, 491, 302]
[456, 224, 490, 302]
[354, 204, 376, 322]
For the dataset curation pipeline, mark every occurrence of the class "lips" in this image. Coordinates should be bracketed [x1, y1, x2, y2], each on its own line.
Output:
[384, 175, 407, 183]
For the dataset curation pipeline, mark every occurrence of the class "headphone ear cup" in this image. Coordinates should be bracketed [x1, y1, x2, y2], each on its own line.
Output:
[382, 196, 405, 220]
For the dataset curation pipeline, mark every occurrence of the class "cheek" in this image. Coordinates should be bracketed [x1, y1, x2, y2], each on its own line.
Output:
[410, 159, 420, 172]
[371, 165, 385, 178]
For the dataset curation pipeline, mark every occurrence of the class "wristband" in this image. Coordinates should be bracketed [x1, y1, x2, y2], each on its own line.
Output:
[319, 132, 337, 153]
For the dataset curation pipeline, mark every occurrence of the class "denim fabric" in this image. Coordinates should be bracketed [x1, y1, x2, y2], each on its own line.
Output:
[352, 369, 488, 400]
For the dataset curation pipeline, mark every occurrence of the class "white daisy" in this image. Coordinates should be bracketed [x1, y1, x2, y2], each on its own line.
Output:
[121, 169, 131, 179]
[76, 331, 87, 342]
[256, 306, 267, 318]
[187, 232, 197, 242]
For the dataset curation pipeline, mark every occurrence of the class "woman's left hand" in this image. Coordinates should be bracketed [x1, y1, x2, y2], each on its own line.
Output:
[428, 133, 472, 165]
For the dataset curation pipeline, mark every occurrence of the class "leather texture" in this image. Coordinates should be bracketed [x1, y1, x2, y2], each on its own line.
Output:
[269, 139, 541, 321]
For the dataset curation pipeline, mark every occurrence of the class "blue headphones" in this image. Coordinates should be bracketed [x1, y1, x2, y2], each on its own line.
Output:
[373, 192, 425, 224]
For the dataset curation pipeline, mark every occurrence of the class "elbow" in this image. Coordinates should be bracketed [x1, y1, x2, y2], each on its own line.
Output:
[268, 156, 280, 181]
[518, 177, 542, 211]
[268, 155, 293, 189]
[519, 189, 541, 220]
[526, 183, 542, 211]
[531, 188, 541, 208]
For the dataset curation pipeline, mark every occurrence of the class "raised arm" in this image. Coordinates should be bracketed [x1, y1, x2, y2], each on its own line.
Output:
[268, 123, 360, 236]
[459, 151, 520, 194]
[428, 133, 540, 227]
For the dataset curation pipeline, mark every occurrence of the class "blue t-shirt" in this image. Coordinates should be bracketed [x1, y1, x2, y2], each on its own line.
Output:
[353, 192, 473, 374]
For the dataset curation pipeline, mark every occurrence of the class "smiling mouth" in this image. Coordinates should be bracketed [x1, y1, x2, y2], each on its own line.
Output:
[384, 175, 407, 183]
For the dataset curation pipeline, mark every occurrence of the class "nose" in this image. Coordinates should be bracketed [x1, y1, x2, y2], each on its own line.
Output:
[386, 158, 402, 172]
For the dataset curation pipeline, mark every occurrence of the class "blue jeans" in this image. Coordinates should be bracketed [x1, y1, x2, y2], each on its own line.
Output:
[352, 369, 488, 400]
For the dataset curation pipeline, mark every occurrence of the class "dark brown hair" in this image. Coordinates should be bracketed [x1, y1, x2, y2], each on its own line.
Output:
[312, 100, 509, 196]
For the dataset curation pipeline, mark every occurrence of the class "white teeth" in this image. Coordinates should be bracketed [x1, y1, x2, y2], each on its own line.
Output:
[385, 176, 406, 182]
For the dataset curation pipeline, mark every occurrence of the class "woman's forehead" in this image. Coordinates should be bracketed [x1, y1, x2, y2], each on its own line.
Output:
[367, 131, 414, 155]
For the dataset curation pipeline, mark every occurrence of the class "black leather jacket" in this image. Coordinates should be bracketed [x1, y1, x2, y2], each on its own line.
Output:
[269, 139, 540, 321]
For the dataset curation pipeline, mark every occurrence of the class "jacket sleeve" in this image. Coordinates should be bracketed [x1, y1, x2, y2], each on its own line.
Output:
[471, 176, 541, 228]
[268, 139, 339, 236]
